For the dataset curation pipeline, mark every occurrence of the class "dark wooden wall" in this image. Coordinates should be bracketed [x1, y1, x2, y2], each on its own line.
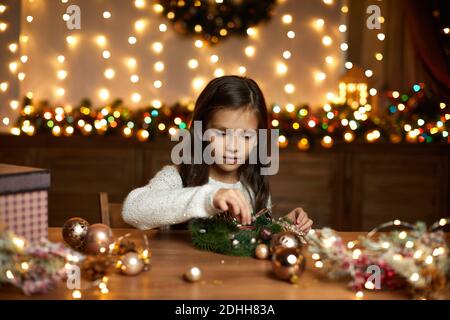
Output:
[1, 135, 449, 231]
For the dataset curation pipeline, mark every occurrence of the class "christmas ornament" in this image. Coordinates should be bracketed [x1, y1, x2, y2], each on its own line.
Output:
[254, 243, 270, 260]
[84, 223, 114, 255]
[62, 217, 90, 251]
[271, 247, 306, 284]
[275, 220, 308, 244]
[111, 237, 137, 256]
[118, 252, 144, 276]
[14, 215, 155, 297]
[184, 266, 202, 283]
[111, 232, 152, 272]
[269, 231, 302, 253]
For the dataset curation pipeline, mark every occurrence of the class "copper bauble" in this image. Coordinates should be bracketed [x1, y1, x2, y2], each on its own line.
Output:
[272, 247, 306, 283]
[119, 252, 144, 276]
[255, 243, 270, 259]
[270, 231, 302, 253]
[84, 223, 114, 255]
[62, 217, 90, 251]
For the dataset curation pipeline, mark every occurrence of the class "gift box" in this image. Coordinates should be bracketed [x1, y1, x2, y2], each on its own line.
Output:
[0, 163, 50, 243]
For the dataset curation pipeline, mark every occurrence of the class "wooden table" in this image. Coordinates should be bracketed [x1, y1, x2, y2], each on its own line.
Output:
[0, 228, 447, 300]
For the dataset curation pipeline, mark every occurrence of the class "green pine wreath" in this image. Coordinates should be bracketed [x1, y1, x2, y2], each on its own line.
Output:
[188, 214, 285, 256]
[155, 0, 278, 45]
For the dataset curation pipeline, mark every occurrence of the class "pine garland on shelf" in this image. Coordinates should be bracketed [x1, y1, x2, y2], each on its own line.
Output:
[9, 83, 450, 149]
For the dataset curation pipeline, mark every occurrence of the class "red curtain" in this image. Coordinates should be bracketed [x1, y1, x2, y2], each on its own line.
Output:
[405, 0, 450, 101]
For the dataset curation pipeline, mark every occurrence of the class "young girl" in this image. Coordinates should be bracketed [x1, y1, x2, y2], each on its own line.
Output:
[122, 75, 313, 232]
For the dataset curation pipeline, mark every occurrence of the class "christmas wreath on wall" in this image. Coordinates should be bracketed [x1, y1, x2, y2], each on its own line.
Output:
[155, 0, 278, 45]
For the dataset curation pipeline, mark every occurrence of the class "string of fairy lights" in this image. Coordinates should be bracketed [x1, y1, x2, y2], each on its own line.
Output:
[0, 2, 449, 300]
[0, 0, 448, 148]
[308, 217, 449, 299]
[1, 0, 371, 128]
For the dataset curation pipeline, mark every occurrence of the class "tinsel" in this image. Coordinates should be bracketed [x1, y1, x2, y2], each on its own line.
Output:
[306, 218, 450, 299]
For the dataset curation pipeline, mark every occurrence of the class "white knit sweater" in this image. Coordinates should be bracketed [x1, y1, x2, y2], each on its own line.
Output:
[122, 165, 257, 230]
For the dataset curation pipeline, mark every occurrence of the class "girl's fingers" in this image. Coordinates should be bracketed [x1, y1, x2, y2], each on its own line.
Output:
[230, 190, 247, 225]
[297, 213, 308, 226]
[294, 208, 306, 224]
[231, 191, 245, 223]
[298, 216, 310, 228]
[227, 198, 241, 220]
[291, 207, 313, 231]
[234, 190, 251, 225]
[299, 219, 313, 231]
[217, 199, 229, 212]
[285, 211, 295, 223]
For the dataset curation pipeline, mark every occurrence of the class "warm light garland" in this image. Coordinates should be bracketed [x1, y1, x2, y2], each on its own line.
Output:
[1, 0, 447, 152]
[0, 0, 382, 129]
[9, 81, 450, 149]
[307, 217, 450, 299]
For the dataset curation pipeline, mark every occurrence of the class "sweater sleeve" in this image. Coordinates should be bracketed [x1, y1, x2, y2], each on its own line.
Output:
[122, 165, 222, 230]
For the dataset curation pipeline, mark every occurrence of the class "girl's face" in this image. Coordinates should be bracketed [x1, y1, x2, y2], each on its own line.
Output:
[207, 107, 259, 173]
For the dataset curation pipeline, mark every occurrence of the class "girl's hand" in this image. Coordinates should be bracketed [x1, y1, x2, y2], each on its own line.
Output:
[285, 207, 313, 232]
[212, 188, 252, 225]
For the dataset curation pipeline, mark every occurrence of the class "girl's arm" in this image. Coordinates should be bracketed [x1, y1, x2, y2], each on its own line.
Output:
[122, 165, 222, 230]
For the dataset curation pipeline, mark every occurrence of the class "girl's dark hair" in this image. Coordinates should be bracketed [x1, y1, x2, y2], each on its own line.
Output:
[179, 75, 271, 213]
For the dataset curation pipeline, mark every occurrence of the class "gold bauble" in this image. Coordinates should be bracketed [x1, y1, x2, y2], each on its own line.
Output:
[120, 252, 144, 276]
[84, 223, 114, 255]
[184, 266, 202, 283]
[62, 217, 90, 251]
[254, 243, 270, 259]
[272, 247, 306, 283]
[270, 231, 302, 253]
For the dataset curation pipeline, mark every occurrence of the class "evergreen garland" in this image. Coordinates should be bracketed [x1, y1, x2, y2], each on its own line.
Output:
[188, 214, 286, 256]
[155, 0, 277, 45]
[13, 82, 449, 146]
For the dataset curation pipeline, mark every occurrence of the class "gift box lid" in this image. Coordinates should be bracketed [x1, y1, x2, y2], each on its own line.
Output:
[0, 163, 50, 194]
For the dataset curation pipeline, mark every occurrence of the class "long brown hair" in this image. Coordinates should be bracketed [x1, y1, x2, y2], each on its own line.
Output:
[179, 75, 271, 213]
